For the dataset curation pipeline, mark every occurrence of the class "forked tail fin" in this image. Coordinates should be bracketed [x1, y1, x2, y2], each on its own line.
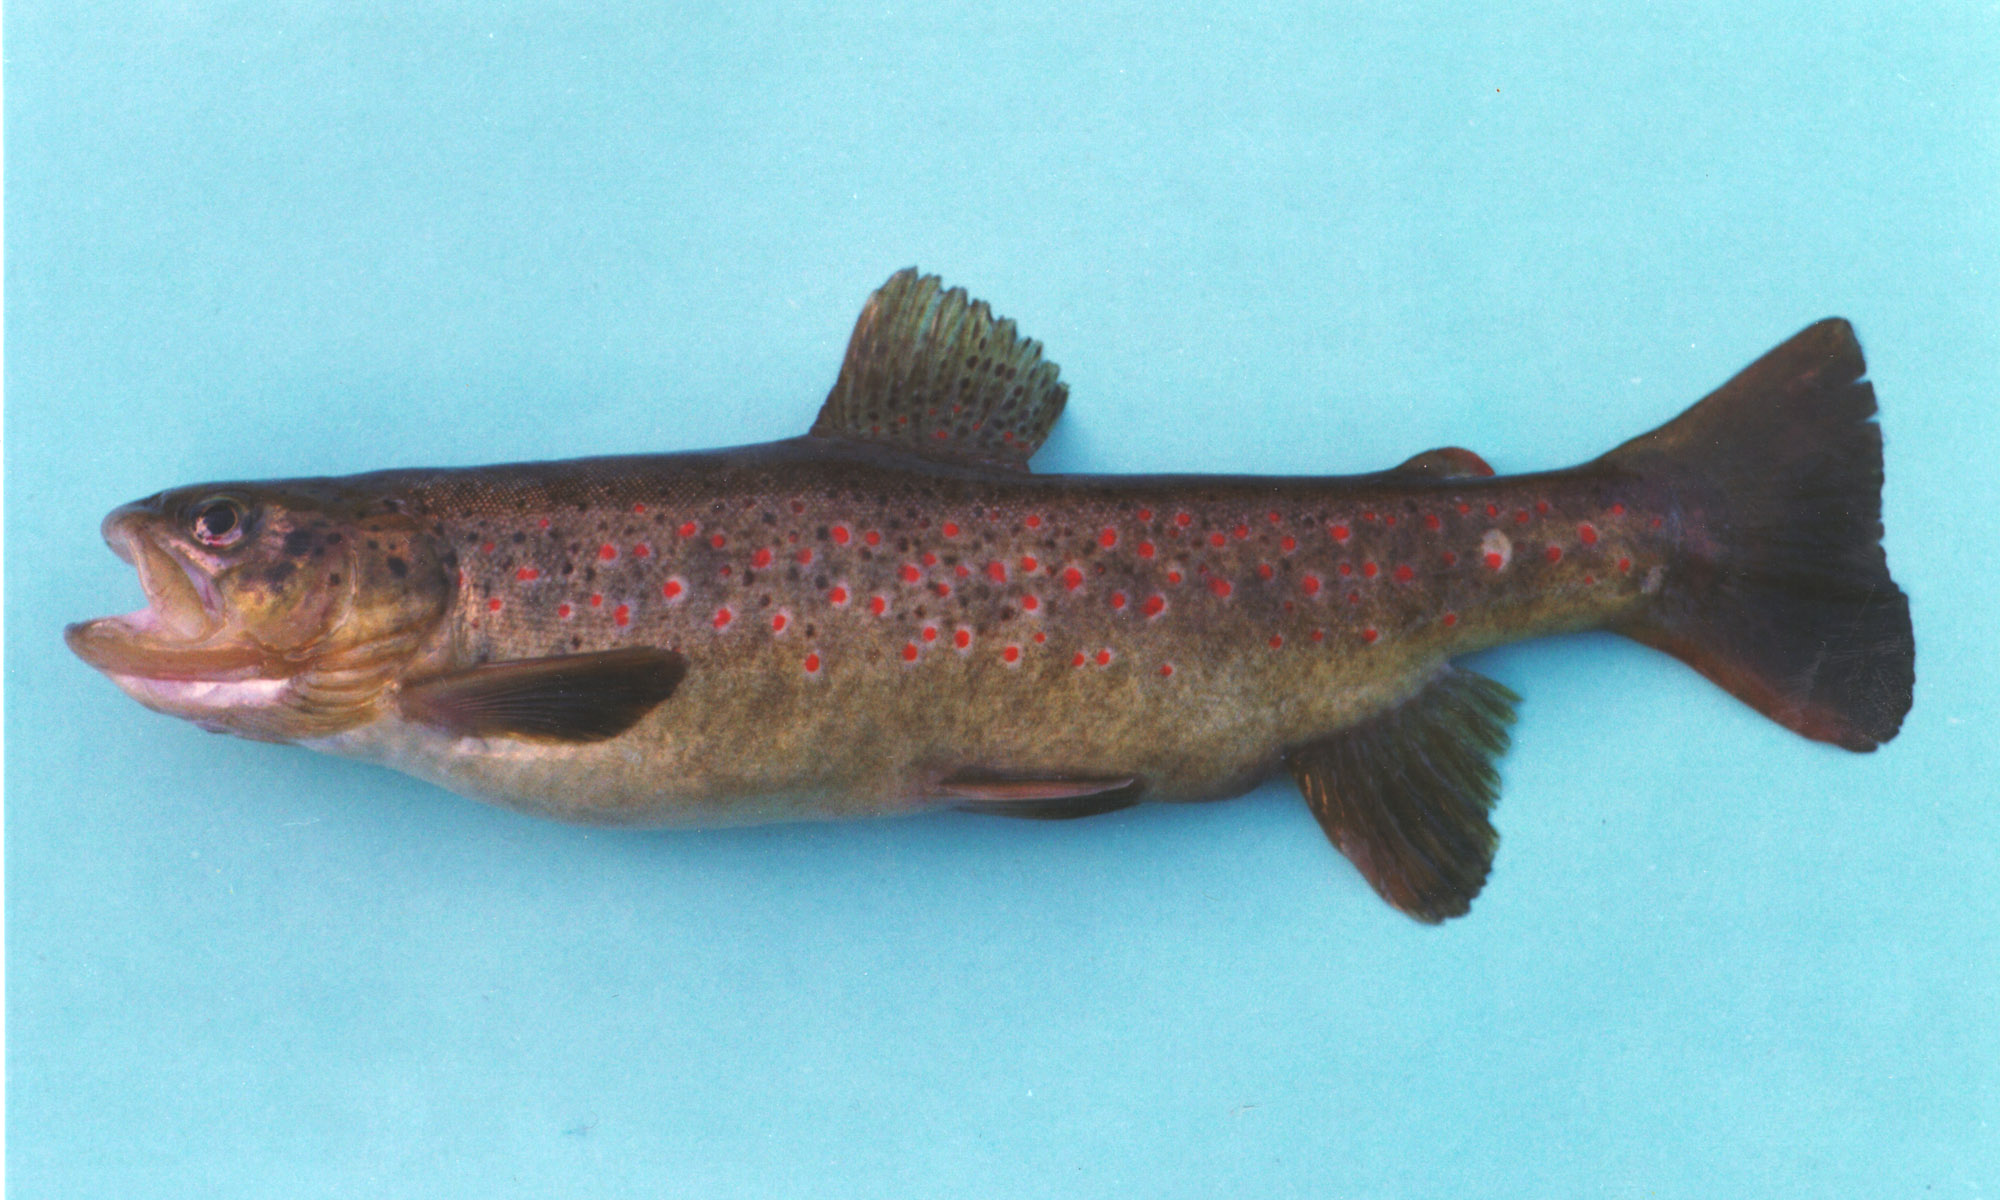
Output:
[1598, 319, 1913, 751]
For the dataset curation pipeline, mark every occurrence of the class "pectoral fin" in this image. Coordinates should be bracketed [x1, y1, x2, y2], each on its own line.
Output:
[398, 648, 688, 742]
[940, 770, 1141, 819]
[1289, 667, 1518, 923]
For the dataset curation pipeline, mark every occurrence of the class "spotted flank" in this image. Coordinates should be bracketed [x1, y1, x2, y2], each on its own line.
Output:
[67, 271, 1913, 923]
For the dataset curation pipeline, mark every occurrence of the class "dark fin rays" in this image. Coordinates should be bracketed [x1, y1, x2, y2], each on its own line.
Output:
[1289, 668, 1519, 924]
[941, 770, 1141, 819]
[810, 268, 1068, 471]
[398, 648, 688, 742]
[1597, 319, 1914, 751]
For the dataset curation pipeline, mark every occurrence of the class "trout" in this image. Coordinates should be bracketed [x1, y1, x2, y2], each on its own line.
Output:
[67, 270, 1915, 921]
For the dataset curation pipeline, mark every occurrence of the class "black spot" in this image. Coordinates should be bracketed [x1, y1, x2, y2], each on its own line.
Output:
[512, 532, 526, 544]
[328, 573, 342, 586]
[386, 556, 409, 578]
[283, 530, 315, 556]
[264, 562, 297, 585]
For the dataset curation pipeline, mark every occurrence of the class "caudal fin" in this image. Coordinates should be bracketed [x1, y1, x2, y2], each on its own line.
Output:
[1598, 319, 1914, 751]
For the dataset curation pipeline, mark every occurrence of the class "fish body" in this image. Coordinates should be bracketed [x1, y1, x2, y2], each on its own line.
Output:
[68, 271, 1915, 921]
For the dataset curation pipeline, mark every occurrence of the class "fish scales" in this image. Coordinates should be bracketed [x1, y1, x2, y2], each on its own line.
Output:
[67, 270, 1913, 921]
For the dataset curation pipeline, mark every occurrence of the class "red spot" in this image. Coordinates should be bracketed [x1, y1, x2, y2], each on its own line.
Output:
[1442, 551, 1459, 566]
[921, 551, 938, 567]
[773, 613, 789, 632]
[1302, 574, 1322, 596]
[1063, 566, 1084, 590]
[633, 503, 646, 514]
[1545, 545, 1563, 563]
[1268, 634, 1284, 649]
[1175, 512, 1192, 527]
[1137, 507, 1154, 522]
[1258, 562, 1274, 580]
[1110, 591, 1128, 609]
[1611, 503, 1626, 516]
[1485, 552, 1504, 570]
[481, 541, 495, 554]
[487, 598, 502, 612]
[1486, 503, 1500, 517]
[1348, 590, 1361, 604]
[751, 548, 773, 568]
[713, 607, 733, 628]
[1584, 574, 1596, 585]
[1142, 594, 1166, 617]
[900, 564, 922, 583]
[614, 604, 630, 627]
[1536, 500, 1550, 514]
[516, 567, 540, 581]
[1019, 555, 1039, 573]
[1443, 612, 1459, 627]
[1362, 628, 1379, 644]
[1002, 644, 1021, 663]
[1458, 502, 1472, 514]
[932, 582, 953, 598]
[1281, 535, 1297, 553]
[933, 428, 949, 441]
[1025, 514, 1043, 529]
[1137, 541, 1156, 559]
[829, 585, 849, 605]
[865, 530, 882, 546]
[921, 625, 939, 642]
[954, 628, 971, 649]
[1022, 594, 1040, 611]
[1033, 632, 1047, 644]
[1095, 649, 1112, 667]
[790, 500, 806, 514]
[954, 563, 970, 578]
[1618, 557, 1633, 573]
[719, 565, 733, 577]
[1651, 516, 1663, 528]
[1164, 569, 1182, 585]
[1159, 663, 1174, 677]
[1332, 524, 1351, 542]
[902, 643, 919, 662]
[1209, 578, 1233, 598]
[557, 603, 572, 619]
[1384, 514, 1398, 527]
[797, 548, 815, 565]
[1363, 512, 1378, 523]
[1394, 564, 1415, 582]
[832, 525, 851, 545]
[1514, 510, 1530, 525]
[662, 580, 683, 599]
[870, 595, 887, 615]
[633, 543, 651, 558]
[590, 593, 604, 607]
[1233, 524, 1249, 540]
[803, 653, 821, 674]
[710, 534, 727, 549]
[678, 521, 697, 538]
[1339, 562, 1353, 577]
[598, 544, 619, 561]
[538, 518, 551, 530]
[1310, 629, 1325, 642]
[987, 561, 1008, 583]
[1579, 523, 1598, 545]
[1209, 532, 1226, 547]
[1424, 513, 1441, 531]
[1362, 562, 1379, 578]
[1100, 527, 1118, 548]
[1072, 652, 1087, 668]
[943, 522, 960, 538]
[1268, 510, 1282, 524]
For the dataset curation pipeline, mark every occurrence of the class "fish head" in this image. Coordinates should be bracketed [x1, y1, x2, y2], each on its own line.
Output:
[66, 479, 453, 741]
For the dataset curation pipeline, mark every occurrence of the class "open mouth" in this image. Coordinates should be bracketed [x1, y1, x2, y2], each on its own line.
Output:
[64, 514, 272, 682]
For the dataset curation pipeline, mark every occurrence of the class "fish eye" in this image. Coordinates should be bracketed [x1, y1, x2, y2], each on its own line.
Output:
[189, 497, 247, 547]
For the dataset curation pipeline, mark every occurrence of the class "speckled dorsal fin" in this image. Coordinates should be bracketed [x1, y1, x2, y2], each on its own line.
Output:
[940, 770, 1140, 819]
[1289, 666, 1518, 924]
[810, 268, 1068, 471]
[1391, 446, 1494, 480]
[398, 648, 687, 743]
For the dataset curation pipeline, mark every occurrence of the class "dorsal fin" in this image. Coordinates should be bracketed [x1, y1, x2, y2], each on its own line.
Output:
[1392, 447, 1494, 480]
[810, 269, 1068, 471]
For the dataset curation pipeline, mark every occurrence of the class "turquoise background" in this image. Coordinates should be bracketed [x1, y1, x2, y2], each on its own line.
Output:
[8, 4, 1997, 1196]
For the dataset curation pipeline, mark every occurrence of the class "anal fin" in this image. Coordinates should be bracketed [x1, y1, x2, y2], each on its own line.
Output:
[940, 770, 1141, 819]
[398, 648, 688, 742]
[1289, 667, 1518, 923]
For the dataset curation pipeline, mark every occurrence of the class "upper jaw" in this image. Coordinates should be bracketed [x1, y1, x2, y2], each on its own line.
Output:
[65, 507, 269, 683]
